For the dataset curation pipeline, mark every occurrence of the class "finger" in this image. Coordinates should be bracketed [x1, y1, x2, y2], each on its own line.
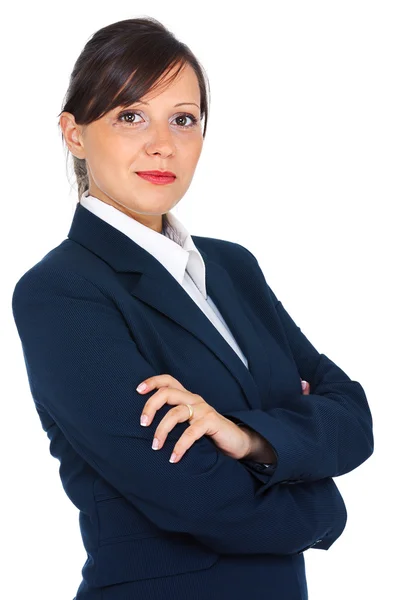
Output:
[301, 380, 311, 395]
[136, 374, 187, 394]
[151, 404, 203, 451]
[168, 422, 209, 464]
[140, 387, 198, 427]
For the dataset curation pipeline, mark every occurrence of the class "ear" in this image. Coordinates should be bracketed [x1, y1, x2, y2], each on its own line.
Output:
[59, 112, 86, 159]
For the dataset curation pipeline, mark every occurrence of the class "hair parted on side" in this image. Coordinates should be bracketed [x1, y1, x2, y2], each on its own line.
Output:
[58, 16, 210, 200]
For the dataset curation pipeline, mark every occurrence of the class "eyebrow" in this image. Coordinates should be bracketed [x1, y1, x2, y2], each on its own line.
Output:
[133, 101, 200, 109]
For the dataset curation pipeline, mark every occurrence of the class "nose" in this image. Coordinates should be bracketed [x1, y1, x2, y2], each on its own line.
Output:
[145, 123, 176, 157]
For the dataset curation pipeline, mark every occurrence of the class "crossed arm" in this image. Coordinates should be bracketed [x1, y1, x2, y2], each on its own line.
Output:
[12, 266, 352, 555]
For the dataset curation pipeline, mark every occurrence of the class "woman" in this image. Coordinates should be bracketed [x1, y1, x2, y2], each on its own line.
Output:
[11, 17, 374, 600]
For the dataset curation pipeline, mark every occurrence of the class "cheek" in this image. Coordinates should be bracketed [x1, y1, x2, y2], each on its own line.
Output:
[183, 137, 203, 167]
[90, 136, 138, 174]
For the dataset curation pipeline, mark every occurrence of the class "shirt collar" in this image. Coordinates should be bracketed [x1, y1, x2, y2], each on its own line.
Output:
[80, 191, 207, 299]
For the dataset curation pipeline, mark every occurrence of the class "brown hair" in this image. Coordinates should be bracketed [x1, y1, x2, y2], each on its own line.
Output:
[58, 16, 210, 200]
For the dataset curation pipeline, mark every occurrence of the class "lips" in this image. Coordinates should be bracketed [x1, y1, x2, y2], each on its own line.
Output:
[136, 170, 176, 177]
[136, 171, 176, 185]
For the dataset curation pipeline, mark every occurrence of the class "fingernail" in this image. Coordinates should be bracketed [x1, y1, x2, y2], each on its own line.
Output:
[136, 382, 147, 392]
[152, 438, 159, 450]
[301, 380, 307, 390]
[169, 452, 177, 463]
[140, 415, 149, 426]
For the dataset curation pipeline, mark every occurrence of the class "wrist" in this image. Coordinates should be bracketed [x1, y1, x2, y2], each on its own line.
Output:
[237, 423, 255, 459]
[237, 423, 277, 463]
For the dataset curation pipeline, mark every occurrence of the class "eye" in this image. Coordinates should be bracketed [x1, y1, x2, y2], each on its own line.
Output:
[173, 114, 198, 128]
[117, 111, 143, 126]
[117, 110, 199, 129]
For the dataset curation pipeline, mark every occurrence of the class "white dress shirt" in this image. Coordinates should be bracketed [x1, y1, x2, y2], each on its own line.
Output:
[80, 191, 248, 368]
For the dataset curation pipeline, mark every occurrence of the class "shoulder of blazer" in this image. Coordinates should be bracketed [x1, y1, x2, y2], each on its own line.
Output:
[192, 235, 259, 272]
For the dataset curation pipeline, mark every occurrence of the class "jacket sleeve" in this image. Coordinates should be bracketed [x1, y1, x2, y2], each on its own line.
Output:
[11, 266, 348, 556]
[223, 245, 374, 487]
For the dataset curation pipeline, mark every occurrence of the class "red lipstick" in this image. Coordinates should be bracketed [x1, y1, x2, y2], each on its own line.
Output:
[136, 170, 176, 185]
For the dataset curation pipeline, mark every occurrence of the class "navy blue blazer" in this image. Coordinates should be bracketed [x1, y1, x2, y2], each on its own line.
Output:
[12, 202, 374, 600]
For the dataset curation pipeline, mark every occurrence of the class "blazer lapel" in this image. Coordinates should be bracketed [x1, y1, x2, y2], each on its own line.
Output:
[67, 202, 269, 410]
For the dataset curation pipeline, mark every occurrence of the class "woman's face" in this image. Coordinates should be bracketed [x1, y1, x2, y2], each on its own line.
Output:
[61, 63, 203, 233]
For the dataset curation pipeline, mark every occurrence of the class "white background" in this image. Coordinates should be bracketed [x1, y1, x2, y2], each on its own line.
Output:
[2, 1, 399, 598]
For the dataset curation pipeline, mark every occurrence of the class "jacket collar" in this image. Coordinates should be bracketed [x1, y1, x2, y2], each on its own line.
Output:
[67, 202, 270, 410]
[80, 191, 208, 299]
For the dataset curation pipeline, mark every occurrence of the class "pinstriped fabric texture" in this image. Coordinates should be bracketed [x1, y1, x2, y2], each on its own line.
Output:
[12, 202, 373, 599]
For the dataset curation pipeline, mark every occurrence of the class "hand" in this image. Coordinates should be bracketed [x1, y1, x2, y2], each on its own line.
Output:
[137, 375, 311, 465]
[136, 374, 252, 463]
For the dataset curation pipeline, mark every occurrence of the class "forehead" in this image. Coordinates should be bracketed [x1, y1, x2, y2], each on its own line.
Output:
[92, 62, 201, 124]
[139, 63, 200, 105]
